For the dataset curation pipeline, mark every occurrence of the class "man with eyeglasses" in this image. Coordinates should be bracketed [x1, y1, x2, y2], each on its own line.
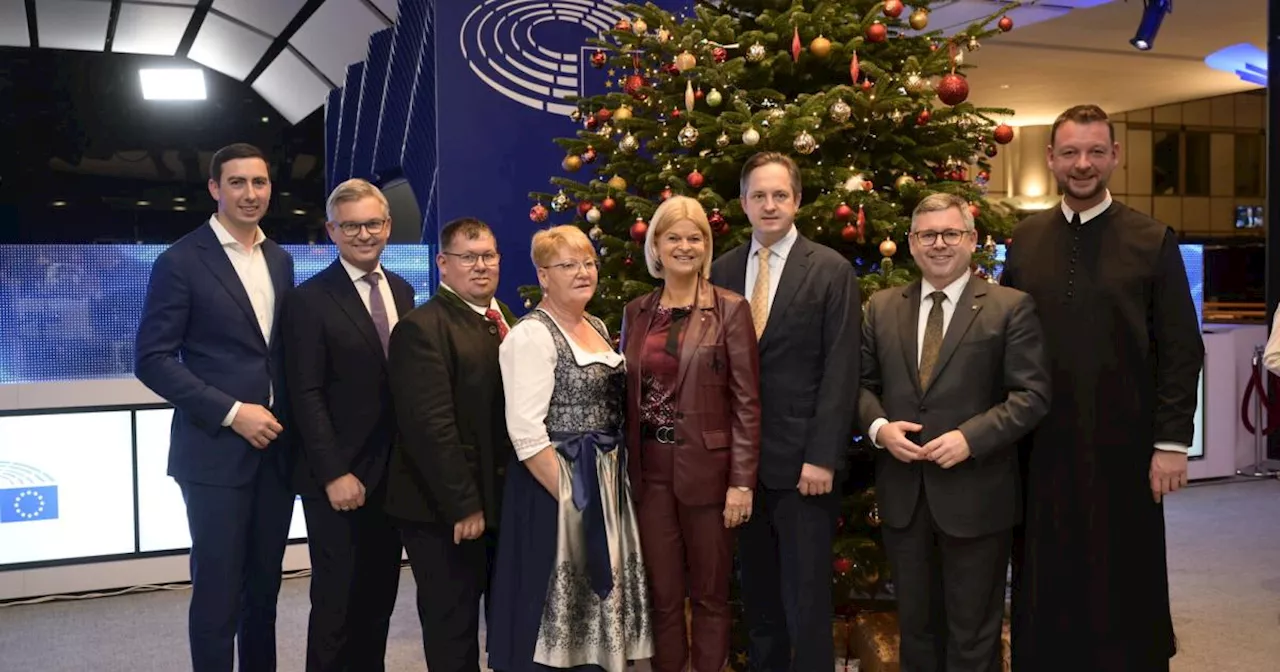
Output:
[384, 217, 516, 671]
[858, 192, 1050, 672]
[282, 178, 415, 671]
[1003, 105, 1203, 672]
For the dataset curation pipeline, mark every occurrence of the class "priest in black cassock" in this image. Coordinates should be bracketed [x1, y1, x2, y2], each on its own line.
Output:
[1001, 104, 1204, 672]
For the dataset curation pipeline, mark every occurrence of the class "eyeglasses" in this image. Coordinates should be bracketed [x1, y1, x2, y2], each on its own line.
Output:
[542, 259, 599, 274]
[910, 229, 970, 246]
[443, 251, 501, 267]
[335, 219, 387, 237]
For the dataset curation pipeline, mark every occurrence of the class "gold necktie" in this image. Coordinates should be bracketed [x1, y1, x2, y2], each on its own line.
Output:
[750, 247, 771, 339]
[918, 291, 947, 387]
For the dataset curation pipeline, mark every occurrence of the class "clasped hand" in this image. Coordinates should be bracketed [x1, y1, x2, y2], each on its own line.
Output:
[878, 421, 971, 469]
[231, 403, 282, 450]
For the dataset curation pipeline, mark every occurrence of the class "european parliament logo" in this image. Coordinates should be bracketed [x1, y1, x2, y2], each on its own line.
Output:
[460, 0, 630, 116]
[0, 462, 60, 523]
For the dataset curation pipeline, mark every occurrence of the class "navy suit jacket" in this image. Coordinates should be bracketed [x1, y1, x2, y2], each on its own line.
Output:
[135, 221, 295, 488]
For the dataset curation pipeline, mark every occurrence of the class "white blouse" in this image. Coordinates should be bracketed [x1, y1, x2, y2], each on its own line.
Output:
[499, 311, 625, 461]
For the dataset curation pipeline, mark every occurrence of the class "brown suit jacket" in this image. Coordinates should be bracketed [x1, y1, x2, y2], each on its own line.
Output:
[621, 279, 761, 507]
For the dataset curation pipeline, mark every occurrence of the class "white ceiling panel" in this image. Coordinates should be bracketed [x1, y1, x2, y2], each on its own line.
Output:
[138, 0, 199, 5]
[252, 47, 330, 124]
[211, 0, 307, 37]
[0, 0, 30, 48]
[187, 11, 273, 80]
[289, 0, 388, 84]
[368, 0, 398, 22]
[37, 0, 111, 52]
[113, 3, 194, 56]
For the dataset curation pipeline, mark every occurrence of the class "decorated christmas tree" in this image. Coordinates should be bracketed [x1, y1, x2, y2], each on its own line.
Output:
[524, 0, 1022, 662]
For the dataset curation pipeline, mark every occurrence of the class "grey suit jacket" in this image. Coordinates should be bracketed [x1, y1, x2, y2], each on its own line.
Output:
[858, 274, 1050, 537]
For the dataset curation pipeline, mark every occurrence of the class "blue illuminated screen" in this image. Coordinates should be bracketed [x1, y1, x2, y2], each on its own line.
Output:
[0, 244, 433, 384]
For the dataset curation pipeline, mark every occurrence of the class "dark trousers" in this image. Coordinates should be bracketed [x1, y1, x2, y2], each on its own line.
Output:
[636, 440, 734, 672]
[398, 519, 497, 672]
[738, 486, 838, 672]
[882, 492, 1011, 672]
[301, 487, 403, 672]
[178, 466, 295, 672]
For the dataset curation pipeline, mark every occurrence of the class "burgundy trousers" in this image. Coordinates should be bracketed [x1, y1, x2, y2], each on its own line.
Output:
[637, 440, 734, 672]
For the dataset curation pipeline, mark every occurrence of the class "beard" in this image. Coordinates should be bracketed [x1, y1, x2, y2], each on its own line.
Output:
[1056, 173, 1108, 202]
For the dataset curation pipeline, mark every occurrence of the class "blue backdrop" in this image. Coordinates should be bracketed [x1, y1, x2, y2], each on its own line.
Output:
[325, 0, 693, 311]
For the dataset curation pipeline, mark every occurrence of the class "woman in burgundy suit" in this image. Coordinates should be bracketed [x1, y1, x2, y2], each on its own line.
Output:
[620, 196, 761, 672]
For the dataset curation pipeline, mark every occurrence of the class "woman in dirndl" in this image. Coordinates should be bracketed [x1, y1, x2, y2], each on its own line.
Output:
[486, 224, 652, 672]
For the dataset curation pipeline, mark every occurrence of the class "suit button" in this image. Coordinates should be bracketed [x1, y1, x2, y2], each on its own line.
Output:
[497, 467, 506, 476]
[919, 406, 927, 413]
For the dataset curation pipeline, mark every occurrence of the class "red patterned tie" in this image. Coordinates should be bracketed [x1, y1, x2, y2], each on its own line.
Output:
[485, 308, 509, 341]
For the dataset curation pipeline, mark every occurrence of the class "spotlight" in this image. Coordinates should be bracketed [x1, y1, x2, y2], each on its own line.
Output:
[139, 68, 207, 101]
[1130, 0, 1172, 51]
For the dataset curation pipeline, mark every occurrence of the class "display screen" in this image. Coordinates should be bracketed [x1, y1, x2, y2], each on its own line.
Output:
[0, 243, 433, 385]
[136, 408, 307, 553]
[0, 411, 137, 565]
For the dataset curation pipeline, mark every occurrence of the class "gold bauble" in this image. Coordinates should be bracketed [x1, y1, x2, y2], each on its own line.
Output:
[562, 155, 582, 172]
[613, 105, 633, 121]
[607, 175, 628, 191]
[809, 35, 832, 58]
[674, 50, 697, 72]
[880, 239, 898, 257]
[909, 8, 929, 31]
[632, 18, 648, 35]
[895, 174, 917, 191]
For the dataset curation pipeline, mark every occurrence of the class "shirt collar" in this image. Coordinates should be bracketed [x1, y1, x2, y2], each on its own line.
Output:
[339, 256, 382, 284]
[748, 224, 799, 260]
[208, 214, 265, 249]
[439, 282, 498, 315]
[1060, 190, 1113, 225]
[921, 272, 971, 306]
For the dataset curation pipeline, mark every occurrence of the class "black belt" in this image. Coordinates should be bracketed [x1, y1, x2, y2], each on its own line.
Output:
[641, 424, 676, 444]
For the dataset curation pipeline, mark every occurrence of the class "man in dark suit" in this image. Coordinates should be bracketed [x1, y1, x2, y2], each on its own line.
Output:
[709, 152, 861, 672]
[135, 143, 296, 672]
[283, 179, 415, 671]
[384, 217, 515, 672]
[859, 193, 1051, 672]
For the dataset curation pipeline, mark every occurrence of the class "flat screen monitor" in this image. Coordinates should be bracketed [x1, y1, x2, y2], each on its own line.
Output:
[1234, 205, 1263, 229]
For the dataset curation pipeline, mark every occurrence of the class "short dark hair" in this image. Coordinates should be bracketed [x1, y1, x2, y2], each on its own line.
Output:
[1050, 105, 1115, 147]
[740, 151, 802, 201]
[440, 217, 494, 251]
[209, 143, 268, 183]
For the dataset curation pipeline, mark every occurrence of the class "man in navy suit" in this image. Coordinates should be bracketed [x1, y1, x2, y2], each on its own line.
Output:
[283, 179, 414, 671]
[135, 143, 296, 672]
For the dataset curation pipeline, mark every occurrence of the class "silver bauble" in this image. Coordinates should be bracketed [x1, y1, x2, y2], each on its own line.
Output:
[619, 132, 640, 153]
[746, 42, 766, 62]
[829, 99, 852, 123]
[793, 130, 817, 155]
[742, 127, 761, 145]
[678, 123, 700, 149]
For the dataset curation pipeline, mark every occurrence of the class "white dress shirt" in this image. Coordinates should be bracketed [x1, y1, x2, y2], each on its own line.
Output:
[498, 311, 624, 461]
[868, 273, 971, 446]
[1060, 192, 1186, 454]
[745, 224, 800, 315]
[439, 281, 506, 322]
[209, 215, 275, 427]
[340, 257, 399, 333]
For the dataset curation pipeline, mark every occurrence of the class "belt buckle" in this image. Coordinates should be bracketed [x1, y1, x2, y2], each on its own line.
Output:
[656, 426, 675, 444]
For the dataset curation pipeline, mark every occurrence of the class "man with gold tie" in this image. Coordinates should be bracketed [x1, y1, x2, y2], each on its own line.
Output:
[710, 152, 862, 672]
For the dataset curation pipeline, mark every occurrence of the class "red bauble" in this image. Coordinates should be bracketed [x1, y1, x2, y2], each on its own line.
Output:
[630, 219, 648, 242]
[883, 0, 905, 18]
[841, 222, 858, 242]
[686, 170, 704, 188]
[660, 186, 673, 201]
[529, 204, 549, 223]
[977, 170, 990, 182]
[623, 73, 645, 96]
[601, 196, 617, 212]
[861, 78, 874, 92]
[936, 73, 970, 106]
[624, 256, 634, 266]
[577, 200, 594, 217]
[670, 108, 681, 118]
[833, 557, 853, 575]
[791, 25, 802, 63]
[835, 202, 854, 221]
[591, 51, 607, 68]
[949, 169, 967, 181]
[694, 87, 705, 100]
[984, 144, 999, 158]
[916, 109, 931, 126]
[585, 115, 599, 130]
[615, 18, 631, 32]
[582, 146, 597, 163]
[998, 15, 1014, 32]
[713, 46, 728, 63]
[708, 208, 726, 227]
[660, 62, 679, 76]
[993, 123, 1015, 144]
[596, 107, 612, 122]
[969, 203, 981, 219]
[866, 23, 887, 43]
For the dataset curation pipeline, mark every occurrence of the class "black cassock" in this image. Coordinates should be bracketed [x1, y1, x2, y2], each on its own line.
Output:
[1001, 200, 1204, 672]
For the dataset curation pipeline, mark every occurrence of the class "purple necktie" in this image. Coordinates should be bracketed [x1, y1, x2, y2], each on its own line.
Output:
[364, 271, 390, 357]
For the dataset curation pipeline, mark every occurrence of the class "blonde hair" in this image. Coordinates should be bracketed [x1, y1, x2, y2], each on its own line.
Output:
[531, 225, 596, 267]
[911, 192, 974, 231]
[644, 196, 713, 279]
[326, 178, 390, 222]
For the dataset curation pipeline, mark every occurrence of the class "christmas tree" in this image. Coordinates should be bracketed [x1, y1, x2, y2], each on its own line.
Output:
[525, 0, 1023, 662]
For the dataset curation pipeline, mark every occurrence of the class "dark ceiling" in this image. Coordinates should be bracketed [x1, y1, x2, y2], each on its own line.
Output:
[0, 46, 328, 244]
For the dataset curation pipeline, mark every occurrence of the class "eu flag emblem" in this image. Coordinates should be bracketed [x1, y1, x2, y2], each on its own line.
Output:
[0, 462, 60, 523]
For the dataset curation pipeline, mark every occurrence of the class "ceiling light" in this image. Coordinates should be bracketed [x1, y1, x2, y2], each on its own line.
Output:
[173, 205, 187, 211]
[292, 209, 306, 215]
[173, 196, 186, 203]
[139, 68, 207, 101]
[1130, 0, 1172, 51]
[137, 200, 151, 206]
[52, 200, 67, 207]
